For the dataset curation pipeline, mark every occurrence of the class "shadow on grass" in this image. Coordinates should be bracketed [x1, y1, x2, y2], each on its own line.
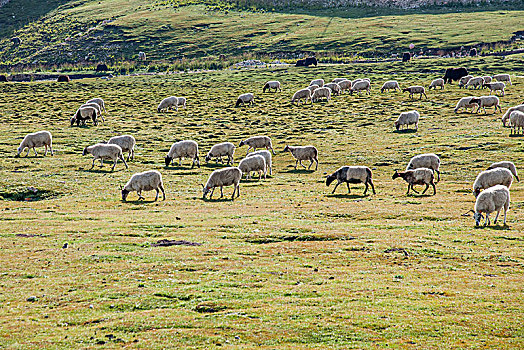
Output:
[80, 167, 126, 173]
[393, 129, 418, 134]
[474, 224, 511, 230]
[327, 193, 370, 199]
[123, 199, 160, 205]
[284, 168, 317, 174]
[165, 165, 200, 171]
[202, 162, 233, 169]
[202, 197, 236, 202]
[508, 134, 524, 138]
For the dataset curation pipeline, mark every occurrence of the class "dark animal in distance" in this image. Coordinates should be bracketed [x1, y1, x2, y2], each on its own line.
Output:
[96, 63, 108, 72]
[443, 67, 468, 84]
[0, 75, 7, 82]
[57, 75, 70, 82]
[295, 57, 318, 67]
[402, 52, 411, 62]
[326, 166, 376, 195]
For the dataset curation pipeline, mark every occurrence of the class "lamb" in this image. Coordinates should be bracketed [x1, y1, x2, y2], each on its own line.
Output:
[484, 82, 505, 96]
[337, 79, 352, 93]
[16, 131, 53, 157]
[283, 145, 318, 171]
[509, 110, 524, 135]
[157, 96, 178, 112]
[493, 74, 511, 85]
[71, 106, 98, 126]
[392, 168, 436, 195]
[107, 135, 136, 161]
[291, 88, 312, 105]
[263, 80, 281, 93]
[470, 96, 501, 114]
[402, 86, 427, 99]
[406, 153, 441, 182]
[324, 83, 341, 95]
[121, 170, 165, 201]
[465, 76, 485, 89]
[307, 84, 319, 93]
[472, 168, 513, 197]
[238, 155, 266, 180]
[501, 104, 524, 127]
[177, 97, 186, 109]
[310, 79, 324, 87]
[165, 140, 200, 168]
[238, 135, 275, 155]
[429, 78, 445, 90]
[201, 167, 242, 200]
[311, 87, 331, 102]
[326, 166, 375, 195]
[381, 81, 400, 92]
[205, 142, 235, 165]
[247, 150, 272, 176]
[394, 110, 420, 131]
[350, 80, 371, 95]
[454, 97, 479, 113]
[487, 161, 519, 182]
[470, 185, 510, 226]
[86, 98, 107, 113]
[82, 143, 128, 171]
[458, 75, 473, 88]
[235, 93, 255, 107]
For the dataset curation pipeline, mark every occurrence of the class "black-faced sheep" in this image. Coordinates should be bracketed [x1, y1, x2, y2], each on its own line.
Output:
[263, 81, 281, 93]
[235, 93, 255, 107]
[392, 168, 436, 195]
[165, 140, 200, 168]
[326, 166, 375, 195]
[283, 145, 318, 171]
[469, 185, 510, 226]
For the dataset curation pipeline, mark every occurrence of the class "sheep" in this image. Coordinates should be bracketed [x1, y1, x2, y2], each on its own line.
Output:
[501, 104, 524, 127]
[406, 153, 441, 182]
[71, 106, 98, 126]
[86, 98, 107, 114]
[454, 97, 479, 113]
[82, 143, 128, 171]
[201, 167, 242, 200]
[205, 142, 235, 165]
[509, 110, 524, 135]
[16, 131, 53, 157]
[337, 79, 352, 93]
[352, 78, 363, 86]
[394, 110, 419, 131]
[392, 168, 436, 195]
[235, 93, 255, 107]
[177, 97, 186, 109]
[472, 168, 513, 197]
[324, 83, 341, 96]
[138, 51, 147, 61]
[429, 78, 445, 90]
[470, 185, 510, 226]
[465, 76, 485, 89]
[121, 170, 165, 201]
[263, 80, 281, 93]
[403, 86, 427, 99]
[381, 81, 400, 93]
[157, 96, 178, 112]
[80, 103, 105, 123]
[350, 80, 371, 95]
[165, 140, 200, 168]
[458, 75, 473, 88]
[238, 155, 266, 180]
[108, 135, 136, 161]
[307, 84, 319, 93]
[238, 135, 275, 155]
[326, 166, 375, 195]
[482, 76, 492, 85]
[291, 88, 312, 105]
[470, 96, 501, 114]
[484, 82, 505, 96]
[247, 150, 272, 176]
[310, 79, 324, 87]
[332, 78, 348, 84]
[311, 87, 331, 102]
[493, 74, 511, 85]
[283, 145, 318, 171]
[487, 161, 519, 182]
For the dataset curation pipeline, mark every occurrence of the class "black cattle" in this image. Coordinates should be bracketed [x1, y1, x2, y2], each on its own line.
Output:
[296, 56, 318, 67]
[402, 52, 411, 62]
[443, 67, 468, 84]
[57, 75, 70, 82]
[96, 63, 108, 72]
[470, 48, 477, 57]
[11, 37, 21, 46]
[0, 75, 7, 82]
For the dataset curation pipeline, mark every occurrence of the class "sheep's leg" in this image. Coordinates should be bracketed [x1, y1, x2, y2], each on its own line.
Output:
[294, 160, 298, 170]
[219, 186, 224, 199]
[138, 191, 145, 200]
[347, 182, 352, 194]
[44, 145, 48, 156]
[120, 155, 128, 169]
[209, 188, 214, 199]
[484, 213, 490, 226]
[299, 160, 306, 169]
[111, 159, 118, 171]
[315, 158, 318, 171]
[49, 144, 54, 156]
[236, 184, 240, 198]
[33, 147, 38, 157]
[91, 158, 96, 170]
[308, 160, 313, 170]
[258, 170, 262, 181]
[100, 159, 103, 167]
[422, 184, 429, 194]
[363, 182, 368, 195]
[503, 208, 507, 225]
[432, 182, 437, 195]
[436, 170, 441, 182]
[406, 185, 411, 195]
[159, 184, 166, 200]
[155, 189, 159, 201]
[179, 158, 182, 166]
[331, 181, 340, 194]
[493, 209, 501, 224]
[411, 185, 420, 194]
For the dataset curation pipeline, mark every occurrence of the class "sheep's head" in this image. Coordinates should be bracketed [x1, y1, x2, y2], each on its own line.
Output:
[238, 140, 245, 147]
[402, 88, 410, 93]
[283, 145, 290, 152]
[473, 188, 481, 198]
[164, 155, 172, 167]
[392, 170, 401, 180]
[82, 147, 88, 156]
[70, 117, 76, 126]
[326, 174, 336, 187]
[474, 212, 484, 226]
[394, 120, 400, 130]
[201, 184, 211, 199]
[205, 154, 211, 162]
[15, 146, 23, 157]
[121, 185, 130, 201]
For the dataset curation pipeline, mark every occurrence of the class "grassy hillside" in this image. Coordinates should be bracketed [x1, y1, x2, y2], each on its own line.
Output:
[0, 0, 523, 66]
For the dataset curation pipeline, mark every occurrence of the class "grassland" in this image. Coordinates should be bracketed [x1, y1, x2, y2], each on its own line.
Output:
[0, 55, 523, 348]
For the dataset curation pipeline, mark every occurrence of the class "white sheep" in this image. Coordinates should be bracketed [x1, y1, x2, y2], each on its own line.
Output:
[484, 82, 505, 96]
[493, 74, 511, 85]
[247, 150, 272, 176]
[350, 80, 371, 95]
[509, 110, 524, 135]
[205, 142, 235, 165]
[454, 97, 479, 113]
[352, 78, 363, 85]
[71, 106, 98, 126]
[108, 135, 136, 161]
[80, 103, 104, 122]
[263, 81, 281, 93]
[465, 76, 484, 89]
[332, 78, 348, 84]
[501, 104, 524, 127]
[324, 83, 341, 95]
[471, 185, 510, 226]
[16, 131, 53, 157]
[482, 76, 492, 85]
[470, 96, 501, 114]
[326, 166, 375, 195]
[201, 167, 242, 200]
[157, 96, 178, 112]
[291, 88, 312, 105]
[235, 93, 255, 107]
[473, 168, 513, 197]
[238, 155, 266, 180]
[394, 111, 419, 131]
[238, 135, 275, 155]
[402, 86, 427, 99]
[487, 161, 519, 182]
[310, 79, 324, 87]
[429, 78, 445, 90]
[307, 84, 319, 93]
[86, 98, 107, 113]
[165, 140, 200, 168]
[82, 143, 128, 171]
[283, 145, 318, 171]
[121, 170, 165, 201]
[458, 75, 473, 88]
[337, 80, 352, 93]
[311, 87, 331, 102]
[406, 153, 441, 182]
[381, 81, 400, 92]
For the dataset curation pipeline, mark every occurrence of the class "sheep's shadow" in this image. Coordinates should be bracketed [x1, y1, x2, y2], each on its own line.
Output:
[393, 129, 417, 134]
[284, 168, 316, 174]
[327, 193, 370, 199]
[201, 197, 235, 202]
[122, 199, 160, 205]
[406, 193, 435, 198]
[241, 178, 266, 183]
[202, 162, 234, 169]
[80, 167, 125, 174]
[165, 165, 200, 171]
[508, 134, 524, 138]
[474, 224, 510, 230]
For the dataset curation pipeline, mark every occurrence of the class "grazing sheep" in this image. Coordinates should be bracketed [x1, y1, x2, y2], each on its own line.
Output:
[501, 104, 524, 127]
[350, 80, 371, 95]
[493, 74, 511, 85]
[484, 82, 506, 96]
[470, 96, 501, 114]
[177, 97, 187, 109]
[108, 135, 136, 161]
[326, 166, 375, 195]
[465, 76, 485, 89]
[247, 150, 272, 176]
[473, 168, 513, 197]
[82, 143, 128, 171]
[406, 153, 441, 182]
[16, 131, 53, 157]
[454, 97, 479, 113]
[80, 103, 105, 123]
[205, 142, 235, 165]
[138, 51, 147, 61]
[201, 167, 242, 200]
[157, 96, 178, 112]
[121, 170, 165, 201]
[395, 110, 420, 131]
[311, 87, 332, 102]
[307, 84, 319, 93]
[283, 145, 318, 171]
[324, 83, 341, 95]
[482, 76, 492, 85]
[86, 98, 107, 113]
[352, 78, 363, 86]
[509, 110, 524, 135]
[332, 78, 348, 84]
[238, 135, 275, 155]
[310, 79, 324, 87]
[71, 106, 98, 126]
[291, 88, 312, 105]
[381, 81, 400, 92]
[487, 161, 519, 182]
[337, 79, 352, 93]
[235, 93, 255, 107]
[263, 80, 281, 93]
[458, 75, 473, 88]
[165, 140, 200, 168]
[392, 168, 436, 195]
[402, 86, 427, 99]
[471, 185, 510, 226]
[238, 155, 266, 180]
[429, 78, 445, 90]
